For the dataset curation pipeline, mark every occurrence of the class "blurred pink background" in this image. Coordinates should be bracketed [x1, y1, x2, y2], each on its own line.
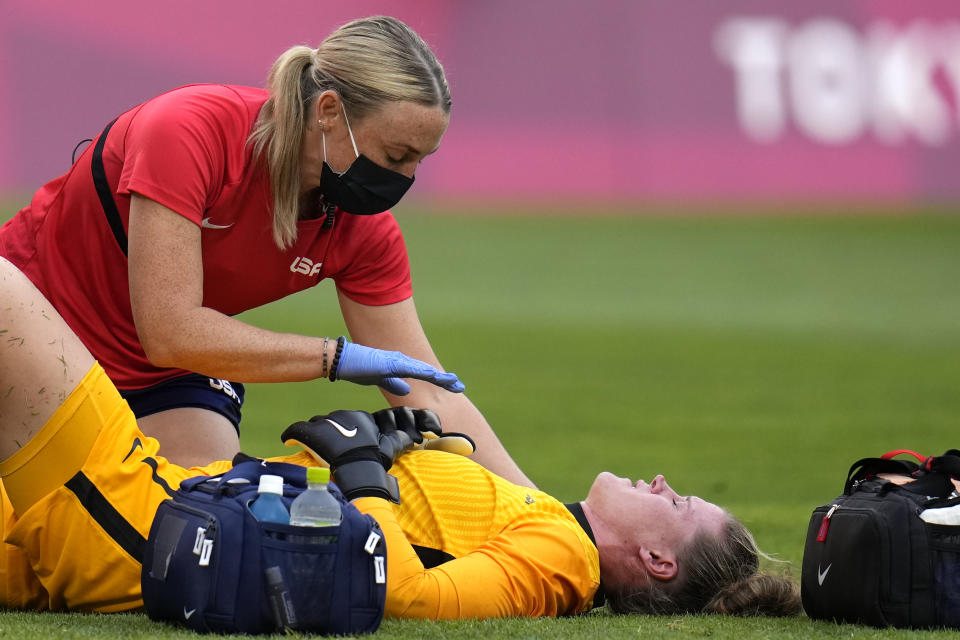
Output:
[4, 0, 960, 206]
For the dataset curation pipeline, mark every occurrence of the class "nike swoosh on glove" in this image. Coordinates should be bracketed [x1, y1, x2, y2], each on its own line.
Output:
[281, 409, 416, 503]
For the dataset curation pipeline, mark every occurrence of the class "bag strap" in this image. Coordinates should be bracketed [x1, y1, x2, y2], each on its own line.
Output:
[880, 449, 926, 463]
[845, 449, 960, 497]
[222, 460, 307, 486]
[845, 454, 920, 494]
[91, 118, 129, 256]
[177, 459, 311, 494]
[175, 459, 356, 505]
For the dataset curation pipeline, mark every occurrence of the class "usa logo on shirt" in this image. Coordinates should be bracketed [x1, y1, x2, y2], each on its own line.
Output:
[290, 257, 322, 277]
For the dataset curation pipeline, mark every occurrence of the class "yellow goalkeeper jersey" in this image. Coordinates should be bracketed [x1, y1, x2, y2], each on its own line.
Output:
[355, 450, 601, 619]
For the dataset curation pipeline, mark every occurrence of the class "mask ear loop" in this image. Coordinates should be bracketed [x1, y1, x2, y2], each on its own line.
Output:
[317, 98, 358, 234]
[319, 99, 359, 164]
[340, 102, 360, 158]
[318, 120, 337, 228]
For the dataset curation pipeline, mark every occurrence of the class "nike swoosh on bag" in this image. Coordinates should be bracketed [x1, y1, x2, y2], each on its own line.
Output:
[325, 419, 358, 437]
[817, 563, 832, 586]
[201, 217, 234, 229]
[184, 607, 196, 620]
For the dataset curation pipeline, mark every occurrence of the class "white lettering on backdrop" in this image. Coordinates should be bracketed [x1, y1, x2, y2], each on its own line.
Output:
[715, 17, 960, 146]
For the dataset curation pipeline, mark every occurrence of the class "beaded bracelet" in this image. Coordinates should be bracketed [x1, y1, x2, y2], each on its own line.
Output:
[329, 336, 346, 381]
[321, 336, 329, 378]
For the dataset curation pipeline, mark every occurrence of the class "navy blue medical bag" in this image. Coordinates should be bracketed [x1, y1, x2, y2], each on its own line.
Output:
[141, 459, 387, 634]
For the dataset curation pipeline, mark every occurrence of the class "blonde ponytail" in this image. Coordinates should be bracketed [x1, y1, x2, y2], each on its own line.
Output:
[249, 17, 451, 250]
[249, 46, 315, 249]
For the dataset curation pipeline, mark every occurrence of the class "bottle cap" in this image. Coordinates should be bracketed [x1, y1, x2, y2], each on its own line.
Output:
[306, 467, 330, 484]
[258, 474, 284, 495]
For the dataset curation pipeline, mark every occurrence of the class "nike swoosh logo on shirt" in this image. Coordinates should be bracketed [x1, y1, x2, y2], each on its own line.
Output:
[201, 217, 233, 229]
[121, 437, 143, 463]
[325, 419, 358, 437]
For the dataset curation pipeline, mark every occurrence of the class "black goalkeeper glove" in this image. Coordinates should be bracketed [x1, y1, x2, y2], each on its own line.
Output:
[372, 406, 441, 444]
[281, 409, 416, 503]
[372, 406, 477, 457]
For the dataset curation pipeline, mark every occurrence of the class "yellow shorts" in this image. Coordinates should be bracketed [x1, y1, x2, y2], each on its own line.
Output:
[0, 363, 232, 612]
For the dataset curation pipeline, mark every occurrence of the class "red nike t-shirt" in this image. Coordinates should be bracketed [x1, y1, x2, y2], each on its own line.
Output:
[0, 84, 412, 388]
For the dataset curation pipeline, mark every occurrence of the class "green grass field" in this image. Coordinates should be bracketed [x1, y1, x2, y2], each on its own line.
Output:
[2, 205, 959, 638]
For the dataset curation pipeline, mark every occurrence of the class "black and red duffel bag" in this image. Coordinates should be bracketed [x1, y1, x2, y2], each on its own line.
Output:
[802, 449, 960, 629]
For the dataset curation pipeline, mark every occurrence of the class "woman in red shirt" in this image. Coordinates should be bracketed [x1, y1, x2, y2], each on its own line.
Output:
[0, 16, 531, 484]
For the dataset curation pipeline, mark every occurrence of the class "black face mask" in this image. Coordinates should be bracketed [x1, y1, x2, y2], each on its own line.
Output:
[319, 154, 414, 215]
[318, 103, 415, 215]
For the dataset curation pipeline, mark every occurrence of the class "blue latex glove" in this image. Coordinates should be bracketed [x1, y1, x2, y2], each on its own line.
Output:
[333, 338, 466, 396]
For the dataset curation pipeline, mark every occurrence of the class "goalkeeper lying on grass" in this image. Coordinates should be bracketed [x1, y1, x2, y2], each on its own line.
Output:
[0, 257, 800, 619]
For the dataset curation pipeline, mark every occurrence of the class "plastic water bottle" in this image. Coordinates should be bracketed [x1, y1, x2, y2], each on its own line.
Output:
[290, 467, 341, 527]
[250, 474, 289, 523]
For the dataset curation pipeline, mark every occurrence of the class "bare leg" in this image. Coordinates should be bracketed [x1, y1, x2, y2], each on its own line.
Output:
[137, 408, 240, 468]
[0, 258, 95, 460]
[0, 260, 238, 468]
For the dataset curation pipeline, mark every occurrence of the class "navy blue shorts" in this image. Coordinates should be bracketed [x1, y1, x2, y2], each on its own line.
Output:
[118, 374, 246, 434]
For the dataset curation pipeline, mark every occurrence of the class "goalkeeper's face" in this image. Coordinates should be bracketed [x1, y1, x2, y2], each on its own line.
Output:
[584, 472, 726, 582]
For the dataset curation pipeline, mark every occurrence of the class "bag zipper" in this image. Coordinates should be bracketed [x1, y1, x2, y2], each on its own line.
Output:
[166, 501, 220, 568]
[817, 503, 840, 543]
